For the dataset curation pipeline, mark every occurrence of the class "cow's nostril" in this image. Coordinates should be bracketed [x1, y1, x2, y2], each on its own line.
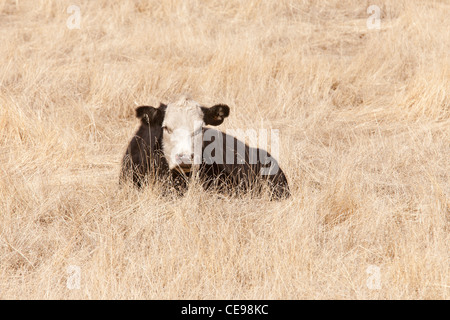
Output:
[175, 153, 193, 164]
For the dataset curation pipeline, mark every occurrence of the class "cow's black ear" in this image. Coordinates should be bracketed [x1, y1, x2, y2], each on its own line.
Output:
[135, 105, 165, 125]
[202, 104, 230, 126]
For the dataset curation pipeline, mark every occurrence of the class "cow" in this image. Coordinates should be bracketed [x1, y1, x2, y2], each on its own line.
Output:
[120, 96, 290, 200]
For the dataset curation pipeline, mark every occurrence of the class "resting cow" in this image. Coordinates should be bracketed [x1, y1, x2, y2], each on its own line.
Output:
[120, 96, 290, 199]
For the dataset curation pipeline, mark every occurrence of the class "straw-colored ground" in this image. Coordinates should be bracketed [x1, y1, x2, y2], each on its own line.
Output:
[0, 0, 448, 299]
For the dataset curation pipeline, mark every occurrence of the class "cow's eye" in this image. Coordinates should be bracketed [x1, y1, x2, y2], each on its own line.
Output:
[162, 126, 172, 134]
[192, 127, 203, 137]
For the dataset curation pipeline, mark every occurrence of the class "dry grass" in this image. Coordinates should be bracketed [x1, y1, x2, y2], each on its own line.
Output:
[0, 0, 449, 299]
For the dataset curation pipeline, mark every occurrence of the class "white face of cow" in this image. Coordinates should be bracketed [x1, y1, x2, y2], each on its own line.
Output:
[162, 98, 204, 172]
[161, 96, 230, 172]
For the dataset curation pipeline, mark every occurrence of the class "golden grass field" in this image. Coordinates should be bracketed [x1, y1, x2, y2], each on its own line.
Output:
[0, 0, 448, 299]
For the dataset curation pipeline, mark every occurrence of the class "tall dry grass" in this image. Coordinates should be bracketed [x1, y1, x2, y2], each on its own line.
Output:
[0, 0, 448, 299]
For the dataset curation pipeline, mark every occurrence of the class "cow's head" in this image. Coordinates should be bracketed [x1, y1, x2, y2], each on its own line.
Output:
[136, 96, 229, 173]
